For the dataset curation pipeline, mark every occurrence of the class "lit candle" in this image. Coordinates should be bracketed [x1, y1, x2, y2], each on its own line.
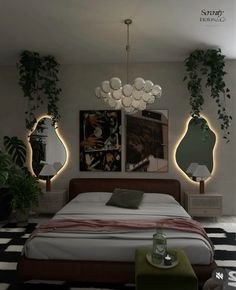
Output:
[164, 254, 172, 266]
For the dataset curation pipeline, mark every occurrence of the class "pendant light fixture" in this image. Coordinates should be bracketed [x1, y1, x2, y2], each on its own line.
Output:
[95, 19, 162, 113]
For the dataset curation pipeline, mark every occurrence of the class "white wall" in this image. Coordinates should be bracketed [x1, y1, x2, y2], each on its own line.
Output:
[0, 61, 235, 215]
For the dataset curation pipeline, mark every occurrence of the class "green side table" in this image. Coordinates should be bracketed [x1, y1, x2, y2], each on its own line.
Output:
[135, 248, 198, 290]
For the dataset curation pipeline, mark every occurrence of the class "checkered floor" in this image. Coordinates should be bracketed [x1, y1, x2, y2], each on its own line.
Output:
[0, 222, 235, 290]
[0, 223, 36, 286]
[0, 223, 134, 290]
[204, 227, 236, 270]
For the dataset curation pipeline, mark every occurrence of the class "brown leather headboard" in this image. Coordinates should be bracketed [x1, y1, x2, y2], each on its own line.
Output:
[69, 178, 181, 202]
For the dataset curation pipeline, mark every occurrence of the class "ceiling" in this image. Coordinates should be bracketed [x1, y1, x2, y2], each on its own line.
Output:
[0, 0, 236, 65]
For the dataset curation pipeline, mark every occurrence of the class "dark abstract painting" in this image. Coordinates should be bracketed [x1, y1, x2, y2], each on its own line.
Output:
[80, 110, 121, 171]
[125, 110, 168, 172]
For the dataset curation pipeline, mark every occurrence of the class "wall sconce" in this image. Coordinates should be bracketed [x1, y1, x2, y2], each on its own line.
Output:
[192, 165, 211, 194]
[39, 163, 57, 192]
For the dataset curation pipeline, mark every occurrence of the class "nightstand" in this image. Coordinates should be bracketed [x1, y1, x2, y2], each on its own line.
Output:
[184, 192, 222, 218]
[37, 189, 68, 214]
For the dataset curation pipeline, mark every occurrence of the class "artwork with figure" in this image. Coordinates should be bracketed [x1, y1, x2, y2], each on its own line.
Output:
[126, 110, 168, 172]
[80, 110, 121, 171]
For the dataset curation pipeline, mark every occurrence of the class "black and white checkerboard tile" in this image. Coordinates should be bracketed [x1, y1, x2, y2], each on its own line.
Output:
[0, 223, 34, 289]
[0, 223, 235, 290]
[204, 227, 236, 270]
[0, 223, 135, 290]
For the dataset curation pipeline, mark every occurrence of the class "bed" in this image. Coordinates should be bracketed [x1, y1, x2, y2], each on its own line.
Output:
[18, 178, 217, 285]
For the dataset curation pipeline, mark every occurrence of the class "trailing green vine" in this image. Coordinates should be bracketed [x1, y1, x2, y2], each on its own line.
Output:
[18, 50, 61, 130]
[183, 48, 232, 142]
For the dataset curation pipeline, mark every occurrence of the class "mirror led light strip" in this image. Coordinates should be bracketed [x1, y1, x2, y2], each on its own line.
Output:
[173, 114, 218, 184]
[27, 114, 69, 183]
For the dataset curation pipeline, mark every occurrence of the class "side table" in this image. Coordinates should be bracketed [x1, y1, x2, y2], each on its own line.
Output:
[184, 192, 222, 218]
[37, 189, 68, 214]
[135, 248, 198, 290]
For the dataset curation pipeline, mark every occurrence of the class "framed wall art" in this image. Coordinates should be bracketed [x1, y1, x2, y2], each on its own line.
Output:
[125, 110, 168, 172]
[80, 110, 121, 171]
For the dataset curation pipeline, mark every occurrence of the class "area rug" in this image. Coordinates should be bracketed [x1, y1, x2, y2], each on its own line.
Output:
[204, 227, 236, 270]
[0, 223, 235, 290]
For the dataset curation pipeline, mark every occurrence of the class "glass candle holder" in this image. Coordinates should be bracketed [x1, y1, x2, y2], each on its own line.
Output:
[152, 230, 167, 265]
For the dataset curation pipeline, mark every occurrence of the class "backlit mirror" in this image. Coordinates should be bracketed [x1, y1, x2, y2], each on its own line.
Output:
[175, 117, 216, 180]
[29, 116, 67, 178]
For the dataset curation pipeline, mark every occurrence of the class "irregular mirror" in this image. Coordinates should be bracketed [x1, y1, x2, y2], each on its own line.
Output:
[29, 117, 67, 178]
[175, 117, 216, 180]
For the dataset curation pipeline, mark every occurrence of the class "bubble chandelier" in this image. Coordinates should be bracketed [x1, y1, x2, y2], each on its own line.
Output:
[95, 19, 162, 114]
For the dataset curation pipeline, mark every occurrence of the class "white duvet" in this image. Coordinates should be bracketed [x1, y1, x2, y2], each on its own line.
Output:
[24, 192, 214, 265]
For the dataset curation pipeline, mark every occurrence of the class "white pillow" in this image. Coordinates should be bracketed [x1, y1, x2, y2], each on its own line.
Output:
[142, 193, 177, 204]
[73, 192, 112, 203]
[73, 191, 177, 205]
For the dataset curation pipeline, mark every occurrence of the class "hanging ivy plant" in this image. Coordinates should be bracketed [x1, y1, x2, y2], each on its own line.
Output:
[18, 50, 61, 130]
[183, 48, 232, 142]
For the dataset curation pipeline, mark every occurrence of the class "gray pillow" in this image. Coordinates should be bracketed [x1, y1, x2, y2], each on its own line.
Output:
[106, 188, 144, 209]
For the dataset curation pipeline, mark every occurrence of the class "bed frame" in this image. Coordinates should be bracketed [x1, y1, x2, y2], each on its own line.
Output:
[18, 178, 216, 285]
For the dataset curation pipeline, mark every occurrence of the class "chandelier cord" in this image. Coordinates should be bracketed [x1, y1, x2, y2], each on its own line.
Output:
[125, 19, 132, 84]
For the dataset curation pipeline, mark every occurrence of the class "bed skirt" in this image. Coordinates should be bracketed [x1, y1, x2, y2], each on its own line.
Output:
[17, 256, 217, 286]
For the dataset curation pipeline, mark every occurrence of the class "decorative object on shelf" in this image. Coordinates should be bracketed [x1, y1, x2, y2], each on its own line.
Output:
[39, 163, 57, 192]
[80, 110, 122, 172]
[192, 165, 211, 194]
[152, 230, 167, 265]
[183, 48, 232, 142]
[29, 116, 67, 177]
[18, 50, 61, 131]
[95, 19, 162, 113]
[175, 116, 216, 181]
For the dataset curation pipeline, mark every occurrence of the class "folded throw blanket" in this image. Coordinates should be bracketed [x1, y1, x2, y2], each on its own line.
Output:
[31, 217, 214, 250]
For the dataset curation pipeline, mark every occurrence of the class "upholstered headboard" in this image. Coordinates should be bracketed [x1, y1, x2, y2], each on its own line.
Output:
[69, 178, 181, 202]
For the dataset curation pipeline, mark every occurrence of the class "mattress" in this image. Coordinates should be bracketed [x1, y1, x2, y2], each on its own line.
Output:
[24, 192, 214, 265]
